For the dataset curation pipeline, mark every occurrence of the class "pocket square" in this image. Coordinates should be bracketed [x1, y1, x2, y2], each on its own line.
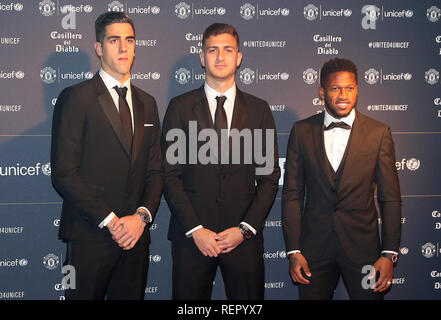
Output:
[144, 123, 154, 127]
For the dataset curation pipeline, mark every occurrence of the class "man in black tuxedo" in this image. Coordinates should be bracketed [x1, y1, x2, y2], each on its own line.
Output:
[162, 23, 280, 299]
[282, 58, 401, 300]
[51, 12, 163, 300]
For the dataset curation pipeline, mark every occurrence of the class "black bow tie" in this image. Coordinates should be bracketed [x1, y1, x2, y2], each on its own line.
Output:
[324, 121, 352, 131]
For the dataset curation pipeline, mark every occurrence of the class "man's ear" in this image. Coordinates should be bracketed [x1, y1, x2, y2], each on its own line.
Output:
[94, 42, 102, 57]
[318, 86, 324, 101]
[236, 51, 243, 68]
[199, 50, 205, 68]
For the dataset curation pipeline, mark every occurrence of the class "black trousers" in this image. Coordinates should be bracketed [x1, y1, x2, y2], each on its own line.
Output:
[299, 232, 384, 300]
[171, 236, 264, 300]
[63, 239, 149, 300]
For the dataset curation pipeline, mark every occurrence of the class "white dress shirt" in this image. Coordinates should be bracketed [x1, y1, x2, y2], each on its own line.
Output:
[323, 108, 355, 172]
[97, 69, 152, 228]
[184, 82, 256, 237]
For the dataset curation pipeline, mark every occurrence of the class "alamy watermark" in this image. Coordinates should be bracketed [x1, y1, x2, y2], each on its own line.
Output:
[165, 121, 275, 175]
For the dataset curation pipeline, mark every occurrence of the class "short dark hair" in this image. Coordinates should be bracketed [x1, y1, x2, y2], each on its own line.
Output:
[320, 58, 358, 87]
[202, 23, 240, 50]
[95, 11, 135, 43]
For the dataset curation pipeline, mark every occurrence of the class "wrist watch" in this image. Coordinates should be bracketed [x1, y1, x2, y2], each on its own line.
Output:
[381, 252, 398, 263]
[238, 223, 253, 240]
[136, 209, 151, 224]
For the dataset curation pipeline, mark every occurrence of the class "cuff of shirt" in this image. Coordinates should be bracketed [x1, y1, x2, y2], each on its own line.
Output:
[381, 250, 398, 255]
[185, 225, 203, 238]
[138, 206, 153, 223]
[240, 221, 257, 235]
[98, 212, 116, 229]
[287, 250, 301, 256]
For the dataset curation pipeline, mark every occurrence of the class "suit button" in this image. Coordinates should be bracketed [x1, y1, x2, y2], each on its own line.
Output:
[216, 197, 222, 203]
[330, 187, 336, 193]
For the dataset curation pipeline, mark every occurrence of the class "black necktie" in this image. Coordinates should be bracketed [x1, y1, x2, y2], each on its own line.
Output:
[324, 121, 351, 131]
[214, 95, 228, 136]
[215, 95, 228, 162]
[114, 86, 133, 151]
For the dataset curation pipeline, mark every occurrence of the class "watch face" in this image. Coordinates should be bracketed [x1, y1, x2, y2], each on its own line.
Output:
[391, 254, 398, 263]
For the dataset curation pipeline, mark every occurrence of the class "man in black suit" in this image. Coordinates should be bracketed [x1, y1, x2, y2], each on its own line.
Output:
[51, 12, 162, 300]
[282, 58, 401, 300]
[162, 23, 280, 299]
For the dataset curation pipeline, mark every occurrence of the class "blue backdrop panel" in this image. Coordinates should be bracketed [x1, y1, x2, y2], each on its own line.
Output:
[1, 0, 440, 300]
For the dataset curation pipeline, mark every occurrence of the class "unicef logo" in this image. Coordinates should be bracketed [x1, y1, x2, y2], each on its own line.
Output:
[14, 3, 23, 11]
[85, 72, 93, 80]
[343, 9, 352, 17]
[150, 255, 162, 263]
[405, 10, 413, 18]
[40, 66, 57, 84]
[42, 162, 51, 176]
[302, 68, 318, 85]
[151, 6, 160, 14]
[19, 258, 28, 266]
[239, 68, 255, 85]
[151, 72, 160, 80]
[364, 68, 380, 85]
[175, 67, 191, 85]
[304, 4, 318, 21]
[400, 247, 409, 255]
[175, 2, 191, 19]
[108, 1, 124, 12]
[427, 6, 441, 22]
[422, 243, 436, 258]
[406, 158, 420, 171]
[39, 0, 56, 16]
[15, 71, 25, 79]
[84, 5, 93, 13]
[425, 68, 439, 85]
[43, 253, 59, 270]
[404, 73, 412, 81]
[281, 72, 289, 80]
[217, 7, 226, 15]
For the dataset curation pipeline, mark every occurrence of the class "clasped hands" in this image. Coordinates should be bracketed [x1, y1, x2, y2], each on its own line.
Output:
[106, 212, 146, 251]
[192, 227, 244, 257]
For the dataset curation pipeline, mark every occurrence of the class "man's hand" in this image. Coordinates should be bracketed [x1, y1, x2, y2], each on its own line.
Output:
[289, 252, 311, 284]
[192, 228, 222, 257]
[215, 227, 244, 254]
[111, 214, 146, 251]
[371, 257, 394, 292]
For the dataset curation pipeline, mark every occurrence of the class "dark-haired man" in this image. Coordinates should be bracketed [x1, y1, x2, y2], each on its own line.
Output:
[282, 58, 401, 299]
[162, 23, 280, 299]
[51, 12, 163, 299]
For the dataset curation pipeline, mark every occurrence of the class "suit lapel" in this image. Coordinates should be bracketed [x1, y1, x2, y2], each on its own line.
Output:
[312, 112, 335, 188]
[94, 74, 131, 157]
[230, 88, 247, 132]
[339, 110, 364, 186]
[192, 86, 214, 131]
[131, 87, 144, 164]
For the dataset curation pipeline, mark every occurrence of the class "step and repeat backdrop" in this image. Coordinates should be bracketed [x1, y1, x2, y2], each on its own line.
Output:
[1, 0, 440, 300]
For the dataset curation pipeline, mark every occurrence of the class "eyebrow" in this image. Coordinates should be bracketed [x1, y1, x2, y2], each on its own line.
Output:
[206, 45, 237, 49]
[106, 35, 135, 40]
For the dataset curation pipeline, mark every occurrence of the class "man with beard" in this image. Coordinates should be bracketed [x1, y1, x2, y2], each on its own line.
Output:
[282, 58, 401, 299]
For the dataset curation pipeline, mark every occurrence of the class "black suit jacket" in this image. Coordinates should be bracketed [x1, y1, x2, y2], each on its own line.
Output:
[51, 73, 163, 244]
[282, 110, 401, 264]
[162, 86, 280, 240]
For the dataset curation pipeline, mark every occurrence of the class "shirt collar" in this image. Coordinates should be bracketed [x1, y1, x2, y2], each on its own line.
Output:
[204, 82, 236, 103]
[324, 108, 355, 127]
[99, 68, 131, 92]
